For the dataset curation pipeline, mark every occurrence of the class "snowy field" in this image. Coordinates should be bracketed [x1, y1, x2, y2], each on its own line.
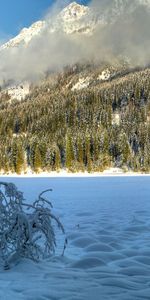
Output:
[1, 176, 150, 300]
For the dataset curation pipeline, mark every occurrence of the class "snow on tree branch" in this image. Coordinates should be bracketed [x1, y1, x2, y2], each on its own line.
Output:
[0, 182, 65, 269]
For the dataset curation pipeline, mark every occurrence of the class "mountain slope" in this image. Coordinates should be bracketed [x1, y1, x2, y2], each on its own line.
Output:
[0, 2, 92, 53]
[0, 63, 150, 173]
[1, 0, 150, 52]
[0, 1, 149, 174]
[0, 21, 46, 52]
[0, 0, 150, 100]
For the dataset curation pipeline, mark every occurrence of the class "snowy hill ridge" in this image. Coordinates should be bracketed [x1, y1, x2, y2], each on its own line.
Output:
[51, 2, 97, 35]
[1, 0, 150, 52]
[59, 2, 89, 20]
[0, 0, 150, 100]
[0, 2, 92, 52]
[0, 21, 46, 51]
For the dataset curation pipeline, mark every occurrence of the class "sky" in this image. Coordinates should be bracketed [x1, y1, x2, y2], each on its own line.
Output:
[0, 0, 89, 41]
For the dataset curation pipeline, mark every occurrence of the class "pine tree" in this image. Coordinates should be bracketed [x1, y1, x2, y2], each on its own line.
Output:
[34, 146, 42, 173]
[65, 132, 74, 170]
[54, 147, 61, 171]
[77, 136, 84, 171]
[45, 148, 53, 171]
[16, 144, 25, 174]
[85, 134, 92, 172]
[120, 133, 131, 166]
[11, 140, 18, 172]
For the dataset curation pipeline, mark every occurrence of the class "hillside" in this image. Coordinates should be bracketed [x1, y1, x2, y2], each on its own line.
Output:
[0, 1, 150, 174]
[0, 63, 150, 174]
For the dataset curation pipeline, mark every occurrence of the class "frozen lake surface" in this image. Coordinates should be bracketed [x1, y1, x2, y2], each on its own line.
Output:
[0, 177, 150, 300]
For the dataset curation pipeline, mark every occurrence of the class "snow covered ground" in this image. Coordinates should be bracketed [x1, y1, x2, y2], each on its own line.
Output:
[0, 176, 150, 300]
[0, 168, 149, 177]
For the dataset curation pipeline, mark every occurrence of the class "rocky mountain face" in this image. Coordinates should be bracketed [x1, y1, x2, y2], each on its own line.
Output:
[1, 0, 150, 52]
[0, 21, 45, 52]
[0, 0, 150, 100]
[0, 2, 92, 53]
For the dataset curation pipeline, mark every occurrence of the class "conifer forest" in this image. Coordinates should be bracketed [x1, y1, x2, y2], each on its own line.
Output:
[0, 64, 150, 174]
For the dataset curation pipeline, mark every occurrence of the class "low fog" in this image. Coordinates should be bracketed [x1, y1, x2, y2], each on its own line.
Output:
[0, 0, 150, 84]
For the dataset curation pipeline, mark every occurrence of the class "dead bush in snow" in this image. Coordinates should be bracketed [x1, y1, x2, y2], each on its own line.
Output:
[0, 182, 65, 269]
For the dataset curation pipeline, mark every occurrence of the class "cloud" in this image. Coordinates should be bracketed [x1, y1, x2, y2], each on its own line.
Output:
[0, 0, 150, 84]
[88, 0, 150, 62]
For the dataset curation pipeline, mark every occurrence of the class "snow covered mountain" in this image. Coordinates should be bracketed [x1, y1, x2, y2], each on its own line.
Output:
[48, 2, 97, 35]
[1, 0, 150, 52]
[0, 21, 46, 51]
[0, 0, 150, 100]
[0, 2, 93, 53]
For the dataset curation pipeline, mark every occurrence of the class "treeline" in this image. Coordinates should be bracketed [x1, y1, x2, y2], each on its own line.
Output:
[0, 67, 150, 173]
